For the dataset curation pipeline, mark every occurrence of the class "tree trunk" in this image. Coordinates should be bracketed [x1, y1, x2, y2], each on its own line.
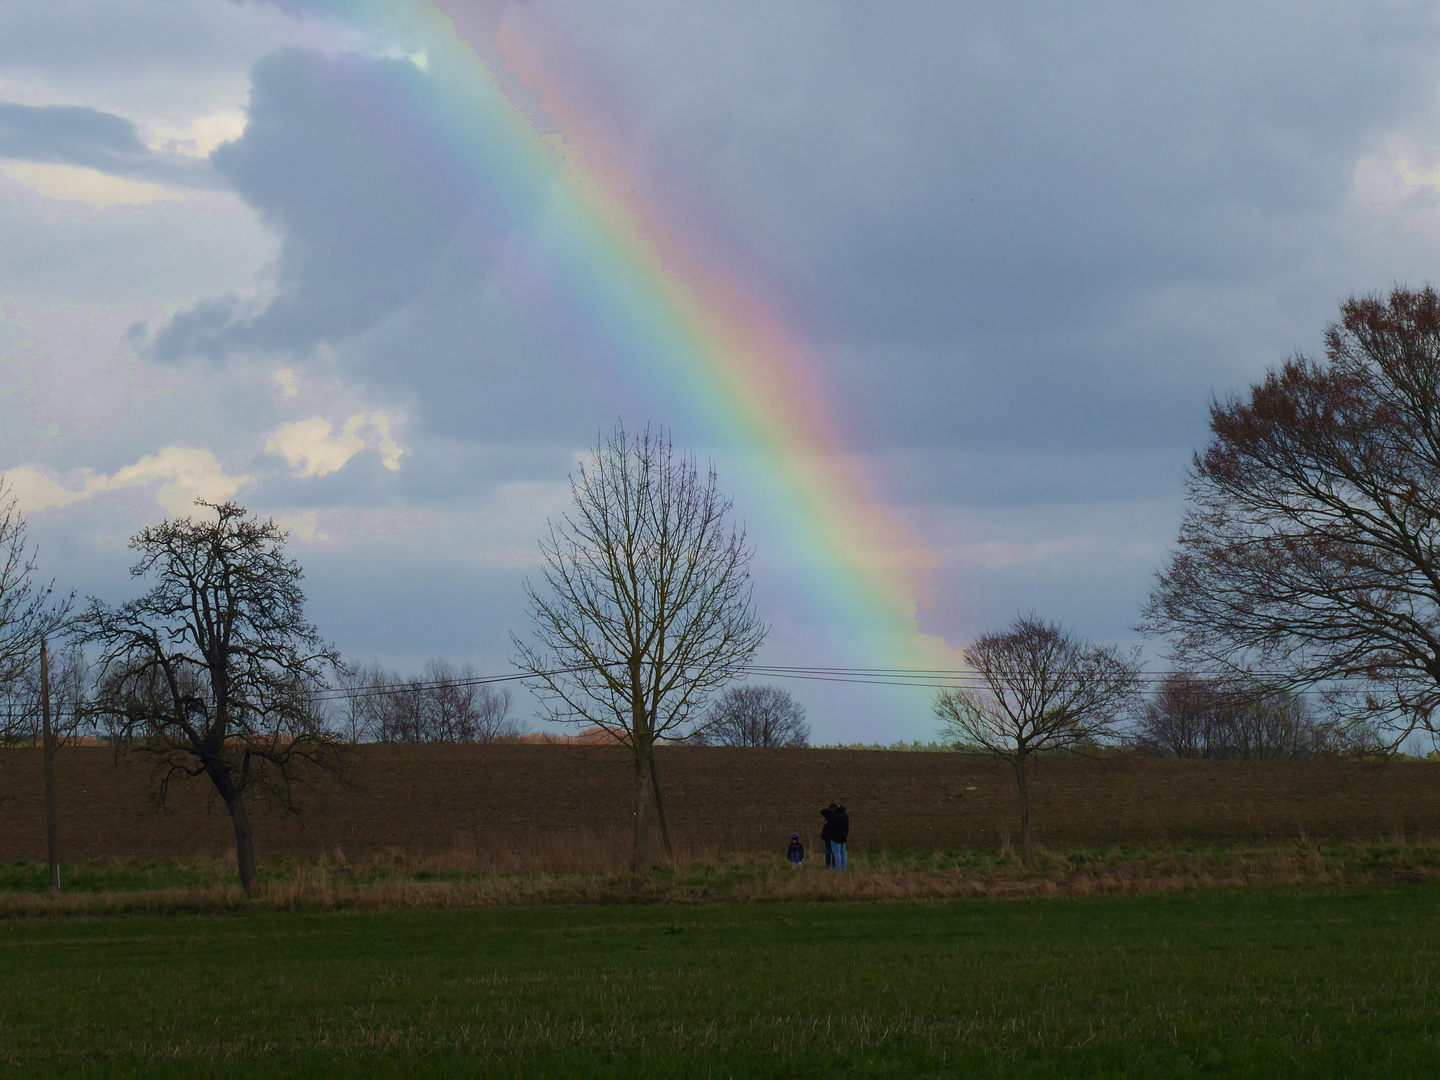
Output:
[208, 763, 258, 893]
[230, 796, 258, 893]
[1014, 753, 1034, 869]
[649, 752, 674, 860]
[632, 745, 653, 875]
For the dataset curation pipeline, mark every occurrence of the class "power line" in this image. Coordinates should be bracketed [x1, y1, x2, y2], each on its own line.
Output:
[313, 662, 1351, 702]
[309, 664, 583, 703]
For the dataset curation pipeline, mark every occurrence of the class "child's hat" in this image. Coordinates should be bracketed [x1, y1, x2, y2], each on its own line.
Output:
[791, 832, 799, 839]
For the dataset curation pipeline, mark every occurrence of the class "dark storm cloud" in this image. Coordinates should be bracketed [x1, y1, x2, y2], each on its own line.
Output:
[0, 102, 218, 187]
[147, 45, 605, 441]
[150, 48, 529, 361]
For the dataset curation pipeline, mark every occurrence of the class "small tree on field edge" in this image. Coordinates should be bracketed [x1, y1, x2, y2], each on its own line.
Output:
[935, 614, 1141, 867]
[335, 658, 517, 744]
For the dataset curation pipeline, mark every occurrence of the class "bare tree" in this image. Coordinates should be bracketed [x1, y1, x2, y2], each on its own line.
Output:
[1221, 688, 1339, 760]
[1142, 286, 1440, 747]
[417, 659, 514, 742]
[332, 660, 392, 743]
[1132, 672, 1222, 759]
[379, 675, 425, 743]
[0, 478, 72, 699]
[934, 614, 1141, 866]
[72, 501, 339, 892]
[0, 644, 90, 746]
[697, 684, 809, 747]
[467, 678, 516, 743]
[336, 658, 517, 744]
[514, 424, 767, 872]
[1135, 672, 1341, 759]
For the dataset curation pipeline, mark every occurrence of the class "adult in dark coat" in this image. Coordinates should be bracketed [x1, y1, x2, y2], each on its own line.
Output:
[829, 804, 850, 870]
[820, 804, 836, 868]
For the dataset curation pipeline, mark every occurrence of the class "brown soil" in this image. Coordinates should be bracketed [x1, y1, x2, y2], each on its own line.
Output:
[1, 744, 1437, 862]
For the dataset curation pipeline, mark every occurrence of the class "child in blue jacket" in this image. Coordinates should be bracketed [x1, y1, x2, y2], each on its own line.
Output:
[787, 833, 805, 868]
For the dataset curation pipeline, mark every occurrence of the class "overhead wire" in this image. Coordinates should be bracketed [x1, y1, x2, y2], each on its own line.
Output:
[315, 662, 1341, 701]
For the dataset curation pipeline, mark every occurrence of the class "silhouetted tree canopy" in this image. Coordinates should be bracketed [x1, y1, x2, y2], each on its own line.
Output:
[334, 658, 516, 744]
[1133, 672, 1343, 759]
[73, 501, 338, 892]
[935, 614, 1141, 867]
[698, 684, 809, 747]
[1143, 286, 1440, 747]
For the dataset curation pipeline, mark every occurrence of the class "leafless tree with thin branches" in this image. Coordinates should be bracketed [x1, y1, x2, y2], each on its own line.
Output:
[1132, 672, 1222, 759]
[72, 501, 340, 892]
[0, 644, 91, 747]
[1134, 672, 1344, 759]
[514, 424, 767, 872]
[0, 478, 71, 692]
[332, 659, 391, 744]
[934, 614, 1141, 866]
[1142, 286, 1440, 748]
[350, 658, 516, 743]
[696, 684, 809, 747]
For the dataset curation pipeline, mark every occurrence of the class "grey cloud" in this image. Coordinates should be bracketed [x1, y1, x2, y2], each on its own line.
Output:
[247, 452, 403, 510]
[148, 46, 605, 443]
[0, 102, 220, 188]
[0, 0, 324, 101]
[148, 2, 1440, 462]
[151, 48, 540, 362]
[127, 3, 1440, 680]
[0, 103, 145, 167]
[521, 2, 1440, 455]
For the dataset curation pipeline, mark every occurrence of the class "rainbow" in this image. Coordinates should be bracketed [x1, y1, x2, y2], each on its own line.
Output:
[293, 0, 959, 671]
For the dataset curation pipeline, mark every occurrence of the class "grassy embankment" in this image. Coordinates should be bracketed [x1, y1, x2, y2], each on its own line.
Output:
[0, 835, 1438, 913]
[3, 885, 1439, 1077]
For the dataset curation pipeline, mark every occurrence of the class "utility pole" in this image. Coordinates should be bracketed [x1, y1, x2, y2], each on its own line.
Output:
[40, 639, 58, 894]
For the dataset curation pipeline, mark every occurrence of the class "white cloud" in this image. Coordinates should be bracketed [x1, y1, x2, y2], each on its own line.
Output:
[4, 446, 248, 517]
[1396, 157, 1440, 194]
[273, 368, 300, 397]
[3, 464, 107, 513]
[0, 162, 185, 208]
[271, 510, 324, 544]
[266, 412, 406, 477]
[142, 111, 248, 158]
[110, 446, 248, 514]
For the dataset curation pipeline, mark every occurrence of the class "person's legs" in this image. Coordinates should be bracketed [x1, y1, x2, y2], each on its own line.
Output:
[833, 842, 847, 869]
[824, 839, 834, 868]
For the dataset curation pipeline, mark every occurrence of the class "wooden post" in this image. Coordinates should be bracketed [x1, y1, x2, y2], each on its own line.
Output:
[40, 639, 58, 894]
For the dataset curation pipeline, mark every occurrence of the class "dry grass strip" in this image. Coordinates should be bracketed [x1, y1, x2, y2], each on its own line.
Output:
[1, 837, 1434, 918]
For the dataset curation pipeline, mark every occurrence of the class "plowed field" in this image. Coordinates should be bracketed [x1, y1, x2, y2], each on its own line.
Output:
[1, 744, 1438, 861]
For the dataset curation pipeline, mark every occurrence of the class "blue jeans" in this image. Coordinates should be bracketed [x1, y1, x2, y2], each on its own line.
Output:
[824, 839, 834, 868]
[831, 842, 847, 869]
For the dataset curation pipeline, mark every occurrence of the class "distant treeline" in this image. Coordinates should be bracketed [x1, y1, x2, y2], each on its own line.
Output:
[0, 651, 1387, 760]
[1126, 673, 1371, 761]
[0, 650, 524, 748]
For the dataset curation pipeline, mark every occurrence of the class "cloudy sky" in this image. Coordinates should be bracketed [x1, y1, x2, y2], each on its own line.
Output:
[3, 0, 1440, 741]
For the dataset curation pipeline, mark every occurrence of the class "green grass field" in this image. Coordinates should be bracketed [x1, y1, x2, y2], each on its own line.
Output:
[3, 885, 1439, 1077]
